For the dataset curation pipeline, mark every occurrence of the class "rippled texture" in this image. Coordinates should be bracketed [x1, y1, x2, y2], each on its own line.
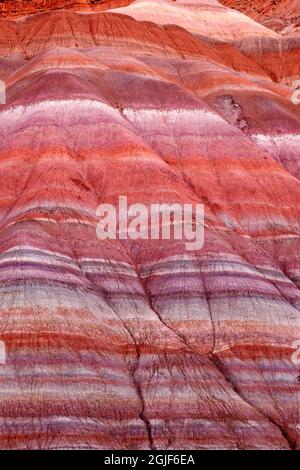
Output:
[0, 0, 299, 450]
[220, 0, 300, 33]
[0, 0, 132, 17]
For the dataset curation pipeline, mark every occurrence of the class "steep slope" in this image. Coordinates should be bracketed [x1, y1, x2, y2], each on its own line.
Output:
[108, 0, 300, 83]
[0, 0, 132, 17]
[220, 0, 300, 33]
[0, 0, 299, 450]
[109, 0, 280, 41]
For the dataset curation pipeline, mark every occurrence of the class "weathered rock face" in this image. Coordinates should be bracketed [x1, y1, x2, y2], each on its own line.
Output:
[220, 0, 300, 33]
[0, 0, 299, 450]
[0, 0, 132, 17]
[108, 0, 300, 84]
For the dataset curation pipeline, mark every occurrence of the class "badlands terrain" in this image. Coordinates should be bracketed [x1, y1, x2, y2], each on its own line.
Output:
[0, 0, 299, 450]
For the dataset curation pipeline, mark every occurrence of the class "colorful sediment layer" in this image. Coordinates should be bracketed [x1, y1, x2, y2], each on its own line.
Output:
[220, 0, 300, 33]
[0, 0, 299, 450]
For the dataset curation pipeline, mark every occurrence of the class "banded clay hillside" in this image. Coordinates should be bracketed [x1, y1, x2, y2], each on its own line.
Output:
[0, 0, 133, 16]
[0, 0, 299, 450]
[220, 0, 300, 32]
